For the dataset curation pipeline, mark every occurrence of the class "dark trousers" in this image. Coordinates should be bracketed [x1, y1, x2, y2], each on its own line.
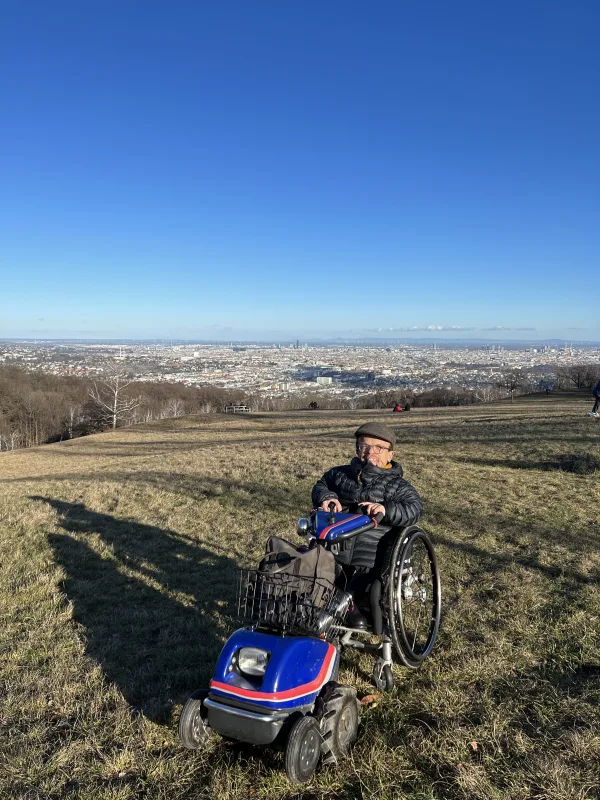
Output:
[335, 527, 398, 603]
[593, 394, 600, 414]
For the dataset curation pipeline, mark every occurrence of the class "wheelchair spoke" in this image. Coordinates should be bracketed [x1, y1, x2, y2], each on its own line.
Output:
[401, 561, 431, 653]
[411, 597, 424, 652]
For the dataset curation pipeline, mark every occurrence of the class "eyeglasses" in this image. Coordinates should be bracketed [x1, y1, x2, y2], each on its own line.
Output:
[357, 442, 391, 454]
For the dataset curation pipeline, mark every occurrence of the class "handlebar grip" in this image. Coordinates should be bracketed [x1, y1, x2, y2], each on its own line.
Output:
[373, 512, 384, 524]
[327, 501, 337, 525]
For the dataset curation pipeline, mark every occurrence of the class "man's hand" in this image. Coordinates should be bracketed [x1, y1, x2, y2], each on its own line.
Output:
[358, 502, 385, 518]
[320, 498, 342, 512]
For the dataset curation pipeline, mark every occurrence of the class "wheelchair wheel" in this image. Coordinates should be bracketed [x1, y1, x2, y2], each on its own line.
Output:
[386, 527, 441, 669]
[372, 662, 394, 692]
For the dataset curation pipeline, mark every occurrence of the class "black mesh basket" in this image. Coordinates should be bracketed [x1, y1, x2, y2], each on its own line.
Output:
[237, 569, 351, 639]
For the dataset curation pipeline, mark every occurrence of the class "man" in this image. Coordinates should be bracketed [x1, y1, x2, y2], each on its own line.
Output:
[311, 422, 422, 628]
[589, 378, 600, 418]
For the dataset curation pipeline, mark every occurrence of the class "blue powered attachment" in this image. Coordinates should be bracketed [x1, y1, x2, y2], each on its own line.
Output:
[209, 629, 338, 711]
[313, 510, 374, 541]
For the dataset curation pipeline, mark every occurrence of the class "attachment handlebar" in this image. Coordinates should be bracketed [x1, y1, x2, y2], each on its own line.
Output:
[327, 501, 337, 525]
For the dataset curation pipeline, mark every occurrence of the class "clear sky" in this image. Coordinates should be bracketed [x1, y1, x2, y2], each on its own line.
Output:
[1, 1, 599, 341]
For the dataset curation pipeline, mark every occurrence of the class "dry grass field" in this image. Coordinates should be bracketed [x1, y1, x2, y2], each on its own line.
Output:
[1, 394, 599, 800]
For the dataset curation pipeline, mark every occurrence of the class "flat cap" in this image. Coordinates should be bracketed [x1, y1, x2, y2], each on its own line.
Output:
[354, 422, 396, 447]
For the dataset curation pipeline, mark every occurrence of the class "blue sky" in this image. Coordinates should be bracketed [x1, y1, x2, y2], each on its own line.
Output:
[1, 1, 599, 341]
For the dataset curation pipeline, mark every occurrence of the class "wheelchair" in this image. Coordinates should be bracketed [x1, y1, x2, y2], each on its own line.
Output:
[178, 505, 441, 782]
[303, 504, 442, 690]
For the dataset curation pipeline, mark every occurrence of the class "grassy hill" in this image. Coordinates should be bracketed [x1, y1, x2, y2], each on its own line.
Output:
[1, 395, 599, 800]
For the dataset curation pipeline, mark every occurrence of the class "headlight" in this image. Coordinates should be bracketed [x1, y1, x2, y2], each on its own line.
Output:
[237, 647, 270, 677]
[297, 518, 309, 535]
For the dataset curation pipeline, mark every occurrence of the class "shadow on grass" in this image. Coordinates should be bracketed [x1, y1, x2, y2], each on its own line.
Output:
[434, 528, 598, 589]
[457, 453, 600, 475]
[19, 471, 311, 522]
[396, 416, 599, 448]
[428, 508, 599, 591]
[37, 496, 239, 724]
[34, 428, 355, 459]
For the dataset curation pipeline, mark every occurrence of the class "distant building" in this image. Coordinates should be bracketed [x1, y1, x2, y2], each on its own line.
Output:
[316, 376, 332, 385]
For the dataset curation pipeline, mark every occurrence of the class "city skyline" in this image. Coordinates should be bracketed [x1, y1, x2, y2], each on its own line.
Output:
[1, 327, 599, 345]
[4, 338, 598, 399]
[2, 2, 599, 341]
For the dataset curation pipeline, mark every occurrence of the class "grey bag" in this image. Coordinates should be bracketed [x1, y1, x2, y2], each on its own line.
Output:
[259, 535, 335, 588]
[258, 536, 336, 624]
[246, 537, 347, 636]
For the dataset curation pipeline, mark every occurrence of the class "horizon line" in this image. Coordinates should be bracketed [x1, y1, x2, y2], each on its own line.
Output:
[2, 336, 600, 346]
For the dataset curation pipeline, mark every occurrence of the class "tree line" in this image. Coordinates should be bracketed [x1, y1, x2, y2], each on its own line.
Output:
[553, 364, 599, 391]
[1, 362, 597, 452]
[0, 365, 245, 451]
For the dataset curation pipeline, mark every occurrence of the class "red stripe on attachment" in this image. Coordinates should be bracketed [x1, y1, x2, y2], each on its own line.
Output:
[209, 644, 337, 703]
[318, 514, 363, 540]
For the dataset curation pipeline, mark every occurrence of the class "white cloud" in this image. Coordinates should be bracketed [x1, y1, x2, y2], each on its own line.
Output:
[481, 326, 536, 332]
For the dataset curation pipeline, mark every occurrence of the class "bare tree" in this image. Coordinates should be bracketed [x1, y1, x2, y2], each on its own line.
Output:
[554, 366, 570, 390]
[579, 366, 599, 391]
[0, 427, 22, 451]
[346, 396, 364, 410]
[164, 398, 186, 418]
[497, 372, 522, 403]
[475, 385, 500, 403]
[553, 365, 599, 391]
[65, 405, 83, 439]
[567, 365, 588, 389]
[88, 366, 141, 429]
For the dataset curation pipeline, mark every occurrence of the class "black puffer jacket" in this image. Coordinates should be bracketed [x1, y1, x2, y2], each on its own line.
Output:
[311, 457, 422, 528]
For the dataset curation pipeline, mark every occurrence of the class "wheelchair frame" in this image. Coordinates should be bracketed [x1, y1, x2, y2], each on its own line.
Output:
[309, 514, 442, 690]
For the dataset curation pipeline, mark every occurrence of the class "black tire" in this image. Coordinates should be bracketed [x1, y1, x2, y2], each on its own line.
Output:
[179, 690, 211, 750]
[373, 664, 394, 692]
[319, 684, 360, 764]
[385, 527, 441, 669]
[285, 715, 322, 783]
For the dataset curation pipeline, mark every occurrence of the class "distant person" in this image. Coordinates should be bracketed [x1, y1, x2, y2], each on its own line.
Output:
[404, 402, 411, 412]
[589, 378, 600, 418]
[393, 403, 403, 412]
[311, 422, 422, 628]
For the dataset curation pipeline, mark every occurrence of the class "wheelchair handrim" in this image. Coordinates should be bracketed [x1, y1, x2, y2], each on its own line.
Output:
[388, 528, 441, 668]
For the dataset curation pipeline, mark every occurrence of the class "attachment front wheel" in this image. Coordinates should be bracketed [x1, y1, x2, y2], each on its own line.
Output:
[319, 683, 360, 764]
[179, 690, 211, 750]
[285, 715, 322, 783]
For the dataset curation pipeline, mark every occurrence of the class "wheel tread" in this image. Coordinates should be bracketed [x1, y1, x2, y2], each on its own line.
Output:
[318, 684, 359, 765]
[178, 693, 210, 750]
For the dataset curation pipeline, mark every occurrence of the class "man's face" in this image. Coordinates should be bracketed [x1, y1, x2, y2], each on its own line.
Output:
[356, 436, 394, 468]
